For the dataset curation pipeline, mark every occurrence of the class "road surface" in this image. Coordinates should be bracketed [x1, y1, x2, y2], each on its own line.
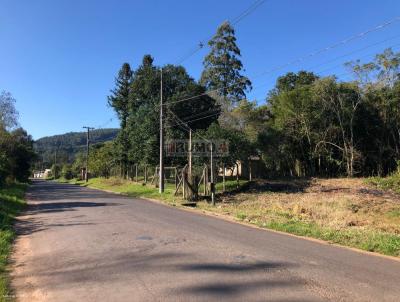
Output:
[11, 180, 400, 301]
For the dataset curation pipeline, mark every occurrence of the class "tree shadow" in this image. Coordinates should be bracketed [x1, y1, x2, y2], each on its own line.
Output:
[177, 279, 304, 296]
[25, 201, 120, 215]
[12, 249, 312, 300]
[26, 180, 126, 201]
[178, 261, 293, 272]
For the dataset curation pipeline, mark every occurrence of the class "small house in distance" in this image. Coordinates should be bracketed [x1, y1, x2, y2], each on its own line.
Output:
[220, 156, 264, 180]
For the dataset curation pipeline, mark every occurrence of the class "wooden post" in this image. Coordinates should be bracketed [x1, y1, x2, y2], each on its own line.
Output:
[222, 163, 226, 192]
[188, 129, 192, 180]
[135, 164, 138, 182]
[249, 159, 252, 181]
[175, 167, 178, 189]
[182, 166, 186, 199]
[210, 143, 215, 206]
[236, 162, 240, 189]
[204, 165, 208, 196]
[144, 165, 147, 184]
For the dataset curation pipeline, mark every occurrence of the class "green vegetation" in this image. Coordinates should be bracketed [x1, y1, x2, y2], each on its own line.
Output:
[1, 91, 36, 186]
[200, 21, 251, 105]
[39, 22, 400, 183]
[62, 177, 178, 204]
[59, 177, 248, 205]
[58, 176, 400, 257]
[368, 165, 400, 193]
[198, 178, 400, 257]
[33, 128, 118, 167]
[0, 183, 27, 301]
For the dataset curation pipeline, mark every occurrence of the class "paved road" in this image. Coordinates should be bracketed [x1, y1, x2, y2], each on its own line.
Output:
[11, 180, 400, 301]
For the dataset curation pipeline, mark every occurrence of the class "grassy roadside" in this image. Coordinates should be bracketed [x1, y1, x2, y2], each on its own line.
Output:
[57, 177, 248, 205]
[198, 178, 400, 257]
[0, 183, 27, 301]
[58, 177, 400, 257]
[368, 173, 400, 194]
[59, 177, 178, 204]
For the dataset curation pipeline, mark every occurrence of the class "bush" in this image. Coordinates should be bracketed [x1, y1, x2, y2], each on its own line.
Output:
[61, 164, 74, 180]
[51, 164, 61, 179]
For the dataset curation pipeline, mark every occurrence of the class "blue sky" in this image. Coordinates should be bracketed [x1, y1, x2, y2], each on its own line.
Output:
[1, 0, 400, 139]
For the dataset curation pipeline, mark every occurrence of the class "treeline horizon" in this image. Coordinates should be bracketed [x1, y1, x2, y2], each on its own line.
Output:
[53, 21, 400, 179]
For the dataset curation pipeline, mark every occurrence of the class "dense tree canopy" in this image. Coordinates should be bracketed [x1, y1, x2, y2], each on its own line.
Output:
[64, 21, 400, 181]
[0, 92, 36, 185]
[260, 48, 400, 177]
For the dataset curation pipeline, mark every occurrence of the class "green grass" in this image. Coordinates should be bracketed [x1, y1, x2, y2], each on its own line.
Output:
[263, 219, 400, 256]
[57, 176, 400, 257]
[58, 177, 179, 204]
[58, 177, 249, 205]
[0, 183, 27, 301]
[368, 172, 400, 193]
[198, 195, 400, 257]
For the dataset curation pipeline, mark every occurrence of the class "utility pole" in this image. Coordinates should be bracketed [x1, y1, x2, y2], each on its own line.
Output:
[188, 129, 192, 180]
[83, 126, 95, 182]
[210, 142, 215, 206]
[54, 148, 58, 178]
[159, 68, 164, 193]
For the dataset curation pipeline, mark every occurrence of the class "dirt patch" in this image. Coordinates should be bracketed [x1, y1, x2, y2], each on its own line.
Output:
[11, 216, 49, 301]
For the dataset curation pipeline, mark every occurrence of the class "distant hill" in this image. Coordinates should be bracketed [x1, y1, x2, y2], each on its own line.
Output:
[34, 128, 119, 166]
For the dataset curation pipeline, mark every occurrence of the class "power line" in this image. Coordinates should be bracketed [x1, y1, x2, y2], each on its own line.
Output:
[246, 40, 400, 97]
[316, 42, 400, 75]
[175, 0, 267, 65]
[304, 33, 400, 72]
[165, 111, 222, 129]
[168, 16, 400, 106]
[231, 0, 267, 25]
[253, 16, 400, 78]
[96, 118, 114, 129]
[181, 107, 221, 122]
[166, 41, 400, 124]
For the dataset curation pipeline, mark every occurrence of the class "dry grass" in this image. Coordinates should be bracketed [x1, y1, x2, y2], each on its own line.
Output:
[61, 177, 400, 256]
[198, 178, 400, 256]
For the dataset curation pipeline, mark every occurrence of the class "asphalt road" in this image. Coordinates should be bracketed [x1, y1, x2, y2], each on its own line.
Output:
[11, 180, 400, 302]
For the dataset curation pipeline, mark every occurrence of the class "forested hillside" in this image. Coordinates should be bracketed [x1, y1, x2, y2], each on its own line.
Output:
[34, 128, 118, 167]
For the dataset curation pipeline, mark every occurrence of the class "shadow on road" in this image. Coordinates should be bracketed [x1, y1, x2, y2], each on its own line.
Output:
[12, 248, 308, 300]
[14, 180, 121, 236]
[26, 180, 124, 201]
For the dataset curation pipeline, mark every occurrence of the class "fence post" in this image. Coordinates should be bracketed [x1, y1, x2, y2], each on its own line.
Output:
[222, 163, 226, 192]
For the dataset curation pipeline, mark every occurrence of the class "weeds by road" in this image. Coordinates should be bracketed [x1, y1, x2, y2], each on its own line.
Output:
[199, 178, 400, 257]
[58, 177, 400, 257]
[0, 183, 27, 301]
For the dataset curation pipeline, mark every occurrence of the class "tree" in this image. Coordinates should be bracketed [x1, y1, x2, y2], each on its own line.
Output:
[108, 63, 133, 178]
[61, 164, 74, 180]
[108, 63, 133, 128]
[0, 91, 19, 130]
[200, 21, 251, 106]
[262, 71, 321, 177]
[200, 123, 254, 169]
[51, 164, 61, 179]
[126, 56, 220, 167]
[7, 128, 36, 182]
[89, 142, 115, 178]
